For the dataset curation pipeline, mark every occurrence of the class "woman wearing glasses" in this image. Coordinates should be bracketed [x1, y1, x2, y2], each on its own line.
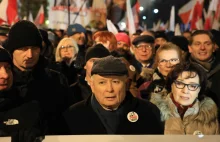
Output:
[53, 38, 83, 102]
[150, 63, 219, 135]
[140, 42, 182, 99]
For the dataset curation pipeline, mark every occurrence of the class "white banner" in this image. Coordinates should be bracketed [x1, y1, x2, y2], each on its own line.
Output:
[48, 0, 92, 30]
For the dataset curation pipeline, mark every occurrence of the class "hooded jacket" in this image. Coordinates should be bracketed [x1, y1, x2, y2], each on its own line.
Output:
[150, 92, 219, 135]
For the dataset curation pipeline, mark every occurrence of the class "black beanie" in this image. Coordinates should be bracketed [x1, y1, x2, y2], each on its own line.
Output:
[7, 20, 43, 53]
[170, 36, 189, 52]
[85, 44, 110, 63]
[0, 47, 12, 65]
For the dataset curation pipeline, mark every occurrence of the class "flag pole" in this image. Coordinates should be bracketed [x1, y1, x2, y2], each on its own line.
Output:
[72, 0, 87, 24]
[68, 0, 70, 26]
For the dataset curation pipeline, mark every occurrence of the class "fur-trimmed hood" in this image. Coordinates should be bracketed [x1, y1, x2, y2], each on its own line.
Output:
[150, 92, 218, 123]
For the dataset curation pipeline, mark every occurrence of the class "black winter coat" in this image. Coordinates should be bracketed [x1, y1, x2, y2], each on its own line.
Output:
[12, 56, 75, 135]
[64, 92, 164, 134]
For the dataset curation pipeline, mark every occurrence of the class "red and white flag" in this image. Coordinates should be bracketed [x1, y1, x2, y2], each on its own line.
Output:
[34, 5, 44, 26]
[190, 0, 204, 30]
[0, 0, 18, 25]
[178, 0, 197, 24]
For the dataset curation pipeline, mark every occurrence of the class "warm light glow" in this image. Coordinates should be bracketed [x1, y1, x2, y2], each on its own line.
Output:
[142, 16, 146, 20]
[139, 6, 144, 11]
[45, 20, 49, 25]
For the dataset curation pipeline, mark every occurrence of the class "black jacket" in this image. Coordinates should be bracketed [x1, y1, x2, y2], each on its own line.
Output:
[0, 89, 44, 142]
[12, 56, 75, 135]
[64, 92, 164, 134]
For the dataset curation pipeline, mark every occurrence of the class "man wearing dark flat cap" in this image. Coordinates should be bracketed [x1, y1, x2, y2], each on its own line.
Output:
[64, 55, 163, 134]
[130, 35, 155, 83]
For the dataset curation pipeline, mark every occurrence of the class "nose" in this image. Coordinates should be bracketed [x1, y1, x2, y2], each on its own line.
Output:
[0, 67, 9, 79]
[26, 48, 33, 58]
[182, 85, 189, 94]
[200, 44, 206, 50]
[106, 82, 114, 92]
[165, 61, 172, 67]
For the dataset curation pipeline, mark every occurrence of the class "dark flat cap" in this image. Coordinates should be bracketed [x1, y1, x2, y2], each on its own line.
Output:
[91, 55, 128, 76]
[132, 35, 155, 46]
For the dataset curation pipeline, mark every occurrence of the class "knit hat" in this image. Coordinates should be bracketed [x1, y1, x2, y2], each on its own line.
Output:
[67, 23, 86, 36]
[0, 25, 10, 36]
[7, 20, 43, 53]
[91, 55, 128, 76]
[0, 47, 12, 65]
[170, 36, 189, 52]
[85, 44, 110, 63]
[132, 35, 155, 46]
[115, 32, 130, 46]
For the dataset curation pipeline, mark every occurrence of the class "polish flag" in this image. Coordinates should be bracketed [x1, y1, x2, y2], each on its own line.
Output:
[0, 0, 18, 25]
[34, 5, 45, 26]
[190, 0, 204, 30]
[178, 0, 197, 24]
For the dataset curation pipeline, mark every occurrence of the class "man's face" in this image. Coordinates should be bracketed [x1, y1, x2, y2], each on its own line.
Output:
[90, 75, 127, 110]
[84, 58, 99, 84]
[133, 42, 154, 64]
[0, 62, 13, 91]
[155, 37, 167, 47]
[0, 35, 7, 45]
[70, 32, 86, 46]
[13, 46, 40, 71]
[189, 34, 215, 62]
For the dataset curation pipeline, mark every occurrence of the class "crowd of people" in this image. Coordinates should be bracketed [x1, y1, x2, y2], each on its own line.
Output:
[0, 20, 219, 141]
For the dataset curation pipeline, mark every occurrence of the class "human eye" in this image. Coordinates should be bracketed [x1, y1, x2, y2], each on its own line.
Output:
[98, 81, 106, 85]
[204, 42, 212, 46]
[188, 84, 199, 90]
[159, 59, 166, 63]
[193, 42, 201, 46]
[112, 80, 120, 84]
[175, 80, 184, 86]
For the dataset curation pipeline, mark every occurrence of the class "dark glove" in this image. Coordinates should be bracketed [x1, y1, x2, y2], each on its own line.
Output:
[11, 128, 44, 142]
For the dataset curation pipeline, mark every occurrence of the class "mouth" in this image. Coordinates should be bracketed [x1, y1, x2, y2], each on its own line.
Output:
[199, 52, 207, 55]
[180, 96, 189, 100]
[105, 96, 116, 100]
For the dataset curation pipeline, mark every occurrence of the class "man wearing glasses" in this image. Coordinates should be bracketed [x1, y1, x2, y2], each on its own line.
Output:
[130, 35, 155, 75]
[188, 30, 220, 109]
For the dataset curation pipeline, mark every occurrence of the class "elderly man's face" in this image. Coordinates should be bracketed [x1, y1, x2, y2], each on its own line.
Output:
[133, 42, 154, 64]
[13, 46, 40, 71]
[90, 74, 127, 110]
[0, 62, 12, 91]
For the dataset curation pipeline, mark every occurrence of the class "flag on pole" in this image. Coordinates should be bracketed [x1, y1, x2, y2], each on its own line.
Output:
[107, 19, 118, 35]
[126, 0, 136, 36]
[34, 5, 45, 26]
[0, 0, 18, 25]
[191, 0, 204, 30]
[174, 23, 181, 36]
[169, 6, 175, 31]
[178, 0, 197, 24]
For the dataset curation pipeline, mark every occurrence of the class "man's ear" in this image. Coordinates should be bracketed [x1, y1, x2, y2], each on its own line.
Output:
[188, 45, 192, 53]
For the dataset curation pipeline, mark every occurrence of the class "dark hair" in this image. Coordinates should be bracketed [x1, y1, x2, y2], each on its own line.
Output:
[189, 30, 214, 45]
[166, 63, 207, 101]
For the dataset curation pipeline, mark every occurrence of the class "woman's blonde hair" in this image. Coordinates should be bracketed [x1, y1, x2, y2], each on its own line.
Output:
[153, 42, 183, 69]
[55, 37, 79, 62]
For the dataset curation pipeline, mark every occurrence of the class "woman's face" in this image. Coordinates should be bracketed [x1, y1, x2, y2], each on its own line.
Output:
[158, 50, 180, 77]
[171, 71, 200, 106]
[60, 41, 75, 60]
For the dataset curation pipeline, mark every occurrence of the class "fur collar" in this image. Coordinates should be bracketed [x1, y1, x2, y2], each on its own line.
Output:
[150, 92, 218, 123]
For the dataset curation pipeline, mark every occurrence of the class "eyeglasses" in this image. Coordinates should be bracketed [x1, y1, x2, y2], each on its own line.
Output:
[135, 44, 152, 50]
[158, 58, 179, 66]
[174, 80, 200, 91]
[60, 45, 74, 50]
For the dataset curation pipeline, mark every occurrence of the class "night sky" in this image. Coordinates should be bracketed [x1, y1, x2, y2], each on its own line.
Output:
[139, 0, 210, 28]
